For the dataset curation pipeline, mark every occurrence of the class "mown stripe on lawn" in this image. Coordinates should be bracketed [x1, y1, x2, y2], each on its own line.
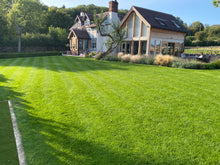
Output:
[1, 56, 219, 164]
[59, 57, 220, 162]
[0, 101, 19, 165]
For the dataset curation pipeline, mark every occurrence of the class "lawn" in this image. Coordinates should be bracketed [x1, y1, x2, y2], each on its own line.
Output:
[185, 46, 220, 55]
[0, 56, 219, 164]
[0, 101, 19, 165]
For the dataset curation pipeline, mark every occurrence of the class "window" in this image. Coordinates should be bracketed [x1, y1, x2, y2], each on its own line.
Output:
[91, 38, 97, 50]
[127, 42, 131, 54]
[78, 39, 83, 50]
[85, 20, 90, 26]
[128, 16, 133, 38]
[142, 23, 148, 37]
[84, 40, 88, 51]
[162, 42, 168, 55]
[150, 40, 155, 56]
[168, 43, 174, 55]
[135, 15, 140, 37]
[141, 41, 147, 54]
[155, 17, 167, 27]
[121, 43, 125, 53]
[175, 43, 183, 57]
[134, 41, 139, 55]
[156, 41, 161, 55]
[172, 20, 181, 28]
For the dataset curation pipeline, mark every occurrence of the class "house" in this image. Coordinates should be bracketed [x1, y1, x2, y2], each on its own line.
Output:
[68, 0, 120, 55]
[120, 6, 187, 56]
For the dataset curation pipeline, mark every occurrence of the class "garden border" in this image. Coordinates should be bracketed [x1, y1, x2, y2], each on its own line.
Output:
[8, 100, 26, 165]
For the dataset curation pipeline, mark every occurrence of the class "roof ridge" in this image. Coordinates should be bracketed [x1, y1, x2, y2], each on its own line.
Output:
[133, 6, 174, 18]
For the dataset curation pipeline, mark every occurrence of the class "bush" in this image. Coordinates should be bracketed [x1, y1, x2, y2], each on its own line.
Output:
[144, 55, 155, 65]
[104, 54, 118, 61]
[89, 52, 96, 57]
[94, 52, 102, 60]
[204, 63, 216, 69]
[155, 54, 174, 66]
[130, 55, 145, 64]
[173, 58, 205, 69]
[171, 58, 186, 68]
[121, 54, 131, 63]
[117, 52, 124, 61]
[212, 59, 220, 69]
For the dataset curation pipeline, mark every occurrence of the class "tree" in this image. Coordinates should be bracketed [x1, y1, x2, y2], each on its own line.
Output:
[3, 0, 44, 52]
[188, 21, 204, 36]
[94, 13, 125, 59]
[213, 0, 220, 7]
[195, 31, 207, 41]
[43, 7, 72, 32]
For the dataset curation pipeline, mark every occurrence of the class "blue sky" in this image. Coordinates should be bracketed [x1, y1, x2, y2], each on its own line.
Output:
[40, 0, 220, 26]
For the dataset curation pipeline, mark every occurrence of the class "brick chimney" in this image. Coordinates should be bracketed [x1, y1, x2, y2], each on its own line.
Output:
[109, 0, 118, 13]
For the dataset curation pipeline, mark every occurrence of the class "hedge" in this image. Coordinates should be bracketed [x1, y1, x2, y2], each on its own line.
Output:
[0, 51, 61, 59]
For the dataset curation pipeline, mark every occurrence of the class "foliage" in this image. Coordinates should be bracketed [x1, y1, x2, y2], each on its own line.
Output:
[117, 53, 155, 65]
[155, 54, 174, 66]
[42, 7, 72, 33]
[94, 12, 126, 59]
[103, 54, 118, 61]
[117, 52, 124, 61]
[105, 52, 220, 70]
[171, 58, 204, 69]
[195, 31, 207, 41]
[121, 54, 131, 63]
[184, 46, 220, 55]
[188, 21, 204, 36]
[213, 0, 220, 7]
[89, 52, 96, 57]
[129, 55, 144, 64]
[48, 26, 68, 47]
[212, 59, 220, 68]
[186, 23, 220, 46]
[0, 1, 128, 52]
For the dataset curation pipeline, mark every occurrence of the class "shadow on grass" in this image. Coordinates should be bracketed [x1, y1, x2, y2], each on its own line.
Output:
[0, 56, 129, 73]
[0, 74, 143, 164]
[13, 109, 149, 165]
[0, 74, 27, 165]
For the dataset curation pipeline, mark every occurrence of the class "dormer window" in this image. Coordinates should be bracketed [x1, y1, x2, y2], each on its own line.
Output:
[172, 20, 181, 28]
[155, 17, 167, 27]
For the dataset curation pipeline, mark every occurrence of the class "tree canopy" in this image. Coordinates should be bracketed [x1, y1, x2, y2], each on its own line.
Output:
[0, 0, 219, 51]
[213, 0, 220, 7]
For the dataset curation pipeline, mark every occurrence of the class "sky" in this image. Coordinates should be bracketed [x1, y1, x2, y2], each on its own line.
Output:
[40, 0, 220, 26]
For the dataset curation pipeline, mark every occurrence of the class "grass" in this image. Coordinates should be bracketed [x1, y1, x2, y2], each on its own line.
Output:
[0, 56, 220, 164]
[0, 101, 19, 165]
[185, 46, 220, 55]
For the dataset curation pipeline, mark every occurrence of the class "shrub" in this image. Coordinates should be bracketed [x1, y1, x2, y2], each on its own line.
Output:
[144, 55, 155, 65]
[94, 52, 102, 60]
[117, 52, 124, 61]
[212, 59, 220, 69]
[155, 54, 174, 66]
[89, 52, 96, 57]
[171, 58, 186, 68]
[121, 54, 131, 63]
[204, 63, 216, 69]
[130, 55, 145, 64]
[171, 58, 210, 69]
[104, 54, 118, 61]
[181, 60, 204, 69]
